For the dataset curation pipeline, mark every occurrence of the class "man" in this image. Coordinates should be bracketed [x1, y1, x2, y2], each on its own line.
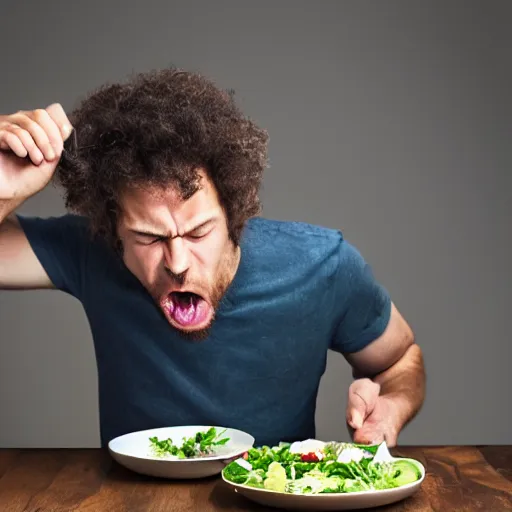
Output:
[0, 68, 425, 448]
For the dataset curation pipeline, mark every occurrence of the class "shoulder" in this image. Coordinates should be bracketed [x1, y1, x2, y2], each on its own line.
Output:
[242, 217, 378, 279]
[17, 212, 91, 233]
[243, 216, 344, 248]
[239, 217, 350, 283]
[243, 216, 367, 264]
[16, 212, 109, 256]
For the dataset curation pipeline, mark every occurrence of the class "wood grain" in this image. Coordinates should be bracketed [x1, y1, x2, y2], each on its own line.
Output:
[0, 447, 509, 511]
[388, 446, 512, 511]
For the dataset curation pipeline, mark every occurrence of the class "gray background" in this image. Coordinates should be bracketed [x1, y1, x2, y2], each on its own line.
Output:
[0, 0, 510, 448]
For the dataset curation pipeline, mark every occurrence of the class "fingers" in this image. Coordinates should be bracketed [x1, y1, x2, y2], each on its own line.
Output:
[45, 103, 73, 141]
[0, 130, 26, 157]
[346, 378, 380, 430]
[33, 108, 65, 155]
[9, 111, 56, 161]
[353, 425, 385, 446]
[0, 127, 44, 164]
[0, 103, 73, 166]
[353, 425, 397, 447]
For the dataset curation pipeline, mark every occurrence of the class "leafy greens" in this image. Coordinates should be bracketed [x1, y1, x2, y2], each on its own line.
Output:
[149, 427, 230, 459]
[222, 440, 421, 495]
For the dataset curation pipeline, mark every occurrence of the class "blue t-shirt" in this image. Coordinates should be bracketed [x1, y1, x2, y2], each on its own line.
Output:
[17, 214, 391, 447]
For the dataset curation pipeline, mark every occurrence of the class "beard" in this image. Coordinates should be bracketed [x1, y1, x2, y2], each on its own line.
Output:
[154, 246, 240, 342]
[168, 279, 225, 342]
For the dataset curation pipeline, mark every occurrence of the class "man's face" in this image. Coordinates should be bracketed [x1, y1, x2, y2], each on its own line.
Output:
[117, 170, 240, 340]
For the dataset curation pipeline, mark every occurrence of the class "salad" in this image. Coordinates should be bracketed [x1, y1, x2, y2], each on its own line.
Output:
[222, 439, 421, 494]
[149, 427, 230, 459]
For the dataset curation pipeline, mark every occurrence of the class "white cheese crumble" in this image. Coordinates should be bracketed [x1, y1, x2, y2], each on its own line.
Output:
[289, 439, 326, 457]
[336, 446, 366, 463]
[234, 458, 253, 471]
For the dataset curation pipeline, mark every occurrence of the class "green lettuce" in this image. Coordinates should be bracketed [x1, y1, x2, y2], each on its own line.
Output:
[222, 440, 421, 495]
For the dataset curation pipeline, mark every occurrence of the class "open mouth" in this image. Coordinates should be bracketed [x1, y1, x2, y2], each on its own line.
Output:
[161, 291, 213, 330]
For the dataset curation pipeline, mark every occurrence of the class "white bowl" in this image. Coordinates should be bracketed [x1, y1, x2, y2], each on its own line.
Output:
[222, 444, 425, 510]
[108, 425, 254, 479]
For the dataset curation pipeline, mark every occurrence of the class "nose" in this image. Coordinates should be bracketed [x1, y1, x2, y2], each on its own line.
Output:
[163, 237, 190, 277]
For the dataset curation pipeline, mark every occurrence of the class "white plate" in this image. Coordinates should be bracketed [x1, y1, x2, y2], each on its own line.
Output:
[108, 425, 254, 479]
[222, 444, 425, 511]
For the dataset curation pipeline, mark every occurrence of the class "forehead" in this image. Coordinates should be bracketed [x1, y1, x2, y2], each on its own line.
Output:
[119, 172, 221, 226]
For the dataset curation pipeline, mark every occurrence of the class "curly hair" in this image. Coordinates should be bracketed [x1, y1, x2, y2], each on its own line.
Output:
[55, 67, 269, 248]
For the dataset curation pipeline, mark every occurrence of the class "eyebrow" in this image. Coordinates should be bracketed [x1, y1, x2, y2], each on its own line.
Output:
[129, 218, 215, 239]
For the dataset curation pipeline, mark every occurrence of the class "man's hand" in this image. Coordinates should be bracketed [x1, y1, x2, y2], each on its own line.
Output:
[0, 104, 72, 215]
[346, 378, 401, 447]
[343, 303, 426, 448]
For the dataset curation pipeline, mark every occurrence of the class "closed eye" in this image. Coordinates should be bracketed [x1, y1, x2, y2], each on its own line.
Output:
[186, 230, 210, 240]
[131, 220, 215, 244]
[186, 224, 214, 240]
[136, 235, 167, 246]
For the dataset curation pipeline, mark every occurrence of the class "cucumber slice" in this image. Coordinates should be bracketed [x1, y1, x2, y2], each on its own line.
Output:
[392, 460, 421, 486]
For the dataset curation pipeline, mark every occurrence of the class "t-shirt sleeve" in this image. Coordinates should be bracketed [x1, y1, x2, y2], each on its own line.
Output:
[330, 238, 392, 354]
[16, 213, 90, 299]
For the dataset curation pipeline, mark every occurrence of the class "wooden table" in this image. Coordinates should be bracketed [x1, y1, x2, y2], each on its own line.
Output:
[0, 446, 511, 511]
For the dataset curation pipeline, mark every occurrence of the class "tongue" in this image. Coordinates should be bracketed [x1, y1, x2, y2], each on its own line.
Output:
[174, 295, 196, 325]
[170, 293, 209, 327]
